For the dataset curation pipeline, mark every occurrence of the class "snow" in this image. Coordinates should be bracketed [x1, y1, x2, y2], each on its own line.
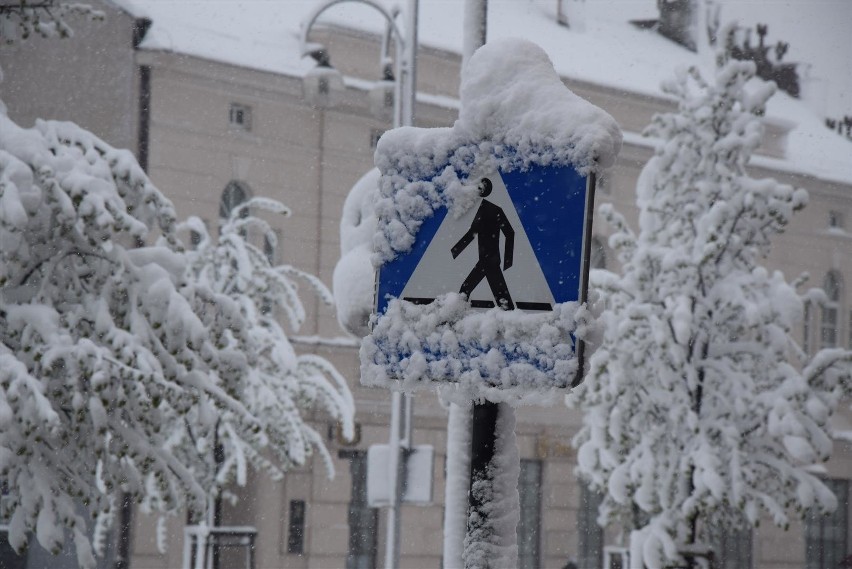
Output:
[457, 38, 621, 171]
[333, 167, 380, 337]
[441, 401, 472, 569]
[363, 293, 589, 404]
[112, 0, 852, 185]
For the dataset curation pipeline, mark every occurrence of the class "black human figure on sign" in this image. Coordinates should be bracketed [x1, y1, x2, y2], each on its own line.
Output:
[451, 178, 515, 310]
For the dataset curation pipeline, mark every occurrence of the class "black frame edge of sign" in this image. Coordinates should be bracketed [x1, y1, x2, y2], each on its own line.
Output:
[571, 170, 597, 388]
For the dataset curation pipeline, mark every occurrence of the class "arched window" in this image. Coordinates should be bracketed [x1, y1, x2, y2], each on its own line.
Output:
[820, 271, 842, 349]
[803, 300, 812, 355]
[220, 180, 251, 221]
[261, 234, 276, 315]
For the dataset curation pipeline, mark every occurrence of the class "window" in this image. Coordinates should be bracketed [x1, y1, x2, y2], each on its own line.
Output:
[318, 77, 330, 95]
[578, 482, 604, 569]
[805, 478, 849, 569]
[713, 526, 753, 569]
[220, 181, 251, 241]
[369, 128, 385, 149]
[849, 310, 852, 350]
[0, 490, 26, 569]
[263, 234, 275, 265]
[287, 500, 306, 555]
[229, 103, 252, 131]
[820, 271, 842, 349]
[220, 181, 250, 221]
[188, 219, 208, 250]
[829, 210, 844, 229]
[260, 234, 276, 315]
[803, 300, 812, 355]
[341, 451, 378, 569]
[517, 460, 542, 569]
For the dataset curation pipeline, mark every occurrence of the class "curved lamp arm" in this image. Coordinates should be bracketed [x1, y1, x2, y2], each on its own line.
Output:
[299, 0, 407, 59]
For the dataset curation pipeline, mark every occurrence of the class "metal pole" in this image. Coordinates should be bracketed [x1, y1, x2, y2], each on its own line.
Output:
[463, 0, 487, 63]
[402, 0, 418, 128]
[384, 391, 406, 569]
[385, 3, 419, 567]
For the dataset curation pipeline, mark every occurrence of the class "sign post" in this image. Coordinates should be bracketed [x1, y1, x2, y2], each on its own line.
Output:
[361, 37, 621, 569]
[370, 163, 597, 566]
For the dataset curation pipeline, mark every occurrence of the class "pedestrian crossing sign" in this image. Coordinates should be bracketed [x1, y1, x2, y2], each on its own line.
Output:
[375, 164, 595, 317]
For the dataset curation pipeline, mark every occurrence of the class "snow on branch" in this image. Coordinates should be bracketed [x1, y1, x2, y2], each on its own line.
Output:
[0, 0, 104, 42]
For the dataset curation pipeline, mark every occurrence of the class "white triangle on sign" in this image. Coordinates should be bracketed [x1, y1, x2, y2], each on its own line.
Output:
[400, 171, 555, 312]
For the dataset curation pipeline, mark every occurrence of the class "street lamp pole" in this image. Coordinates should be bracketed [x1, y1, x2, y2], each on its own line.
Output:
[300, 3, 419, 568]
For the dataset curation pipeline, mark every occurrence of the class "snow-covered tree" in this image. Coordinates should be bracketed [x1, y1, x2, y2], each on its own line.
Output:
[0, 0, 103, 42]
[0, 110, 354, 567]
[176, 202, 355, 503]
[572, 56, 852, 567]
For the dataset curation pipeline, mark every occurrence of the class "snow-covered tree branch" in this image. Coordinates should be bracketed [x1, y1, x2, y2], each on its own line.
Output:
[0, 0, 103, 42]
[572, 54, 851, 568]
[0, 111, 354, 567]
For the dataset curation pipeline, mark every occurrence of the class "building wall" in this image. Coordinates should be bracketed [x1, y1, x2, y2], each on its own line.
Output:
[0, 0, 141, 152]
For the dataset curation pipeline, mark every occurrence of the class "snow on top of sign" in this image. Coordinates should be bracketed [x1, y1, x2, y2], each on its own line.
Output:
[457, 38, 622, 171]
[372, 38, 621, 265]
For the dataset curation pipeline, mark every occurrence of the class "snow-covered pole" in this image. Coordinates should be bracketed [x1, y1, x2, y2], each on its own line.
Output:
[440, 4, 489, 567]
[441, 5, 488, 566]
[459, 3, 520, 569]
[442, 400, 472, 567]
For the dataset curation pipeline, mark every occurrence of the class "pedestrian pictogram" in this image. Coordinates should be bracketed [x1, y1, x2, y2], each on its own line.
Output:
[450, 178, 516, 310]
[387, 168, 578, 314]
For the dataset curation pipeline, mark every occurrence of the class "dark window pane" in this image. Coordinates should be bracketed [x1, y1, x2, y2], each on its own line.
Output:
[714, 526, 753, 569]
[344, 452, 378, 569]
[0, 534, 27, 569]
[517, 460, 542, 569]
[287, 500, 306, 555]
[578, 482, 604, 569]
[805, 479, 849, 569]
[220, 181, 249, 220]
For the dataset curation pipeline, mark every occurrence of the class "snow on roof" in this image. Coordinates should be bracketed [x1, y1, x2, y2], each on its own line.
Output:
[114, 0, 852, 184]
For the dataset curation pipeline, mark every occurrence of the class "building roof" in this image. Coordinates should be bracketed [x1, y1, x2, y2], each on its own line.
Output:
[114, 0, 852, 184]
